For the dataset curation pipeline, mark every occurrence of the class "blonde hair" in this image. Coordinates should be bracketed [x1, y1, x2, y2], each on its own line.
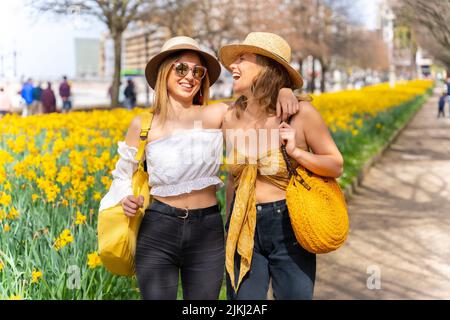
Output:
[234, 54, 311, 118]
[153, 50, 210, 125]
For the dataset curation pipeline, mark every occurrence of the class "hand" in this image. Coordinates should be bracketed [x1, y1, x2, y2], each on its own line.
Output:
[121, 195, 144, 217]
[279, 122, 297, 156]
[276, 88, 300, 121]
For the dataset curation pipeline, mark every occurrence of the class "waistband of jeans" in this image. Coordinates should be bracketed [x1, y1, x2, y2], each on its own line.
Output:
[146, 199, 220, 219]
[255, 199, 287, 210]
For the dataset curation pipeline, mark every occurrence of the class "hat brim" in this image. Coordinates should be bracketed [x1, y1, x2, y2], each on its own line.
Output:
[145, 45, 221, 89]
[218, 44, 303, 89]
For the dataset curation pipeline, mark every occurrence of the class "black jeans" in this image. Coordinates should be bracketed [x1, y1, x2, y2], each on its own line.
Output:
[226, 198, 316, 300]
[135, 199, 225, 300]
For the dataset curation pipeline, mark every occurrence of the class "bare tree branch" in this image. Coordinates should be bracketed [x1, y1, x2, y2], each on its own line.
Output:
[395, 0, 450, 71]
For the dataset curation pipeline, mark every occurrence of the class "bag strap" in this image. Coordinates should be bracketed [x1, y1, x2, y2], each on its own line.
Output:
[280, 115, 297, 178]
[280, 116, 311, 190]
[135, 111, 154, 167]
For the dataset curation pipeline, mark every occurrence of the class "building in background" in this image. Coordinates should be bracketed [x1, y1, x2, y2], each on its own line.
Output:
[74, 38, 100, 79]
[416, 48, 433, 79]
[376, 0, 433, 81]
[122, 24, 168, 105]
[123, 24, 168, 75]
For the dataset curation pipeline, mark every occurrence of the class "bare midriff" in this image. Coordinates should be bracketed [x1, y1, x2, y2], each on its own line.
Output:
[255, 178, 286, 204]
[153, 185, 218, 210]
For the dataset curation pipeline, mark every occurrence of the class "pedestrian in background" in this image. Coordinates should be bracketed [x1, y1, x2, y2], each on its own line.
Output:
[446, 77, 450, 117]
[32, 82, 43, 115]
[42, 82, 57, 114]
[0, 87, 13, 117]
[59, 76, 72, 113]
[123, 78, 137, 110]
[21, 78, 34, 117]
[438, 91, 446, 118]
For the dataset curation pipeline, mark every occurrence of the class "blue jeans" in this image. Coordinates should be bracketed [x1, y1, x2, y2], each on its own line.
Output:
[62, 99, 72, 110]
[226, 198, 316, 300]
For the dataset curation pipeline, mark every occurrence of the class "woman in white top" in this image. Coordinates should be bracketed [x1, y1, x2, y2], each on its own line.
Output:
[99, 36, 299, 300]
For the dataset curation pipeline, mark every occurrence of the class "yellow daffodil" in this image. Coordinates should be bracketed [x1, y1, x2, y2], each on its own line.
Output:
[7, 207, 20, 220]
[31, 270, 43, 283]
[101, 176, 112, 188]
[87, 252, 102, 269]
[4, 181, 11, 192]
[75, 211, 87, 225]
[0, 192, 11, 207]
[53, 229, 74, 251]
[93, 192, 102, 201]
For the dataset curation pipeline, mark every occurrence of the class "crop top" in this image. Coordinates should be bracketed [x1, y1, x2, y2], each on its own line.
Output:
[99, 128, 224, 212]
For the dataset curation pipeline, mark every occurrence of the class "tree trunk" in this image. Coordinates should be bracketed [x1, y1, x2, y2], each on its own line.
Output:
[298, 57, 304, 88]
[298, 58, 303, 75]
[309, 57, 316, 93]
[411, 46, 417, 80]
[111, 32, 123, 108]
[321, 63, 327, 93]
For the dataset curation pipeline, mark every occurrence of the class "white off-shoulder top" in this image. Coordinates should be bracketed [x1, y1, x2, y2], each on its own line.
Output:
[99, 128, 224, 212]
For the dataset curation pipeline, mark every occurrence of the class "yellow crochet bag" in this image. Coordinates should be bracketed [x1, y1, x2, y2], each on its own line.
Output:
[97, 112, 154, 276]
[281, 145, 349, 254]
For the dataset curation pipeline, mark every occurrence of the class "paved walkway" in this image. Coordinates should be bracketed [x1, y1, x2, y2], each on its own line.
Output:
[314, 89, 450, 299]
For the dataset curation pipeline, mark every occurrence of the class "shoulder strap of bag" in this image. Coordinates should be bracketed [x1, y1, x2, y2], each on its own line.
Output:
[134, 110, 154, 164]
[280, 115, 297, 178]
[280, 116, 311, 190]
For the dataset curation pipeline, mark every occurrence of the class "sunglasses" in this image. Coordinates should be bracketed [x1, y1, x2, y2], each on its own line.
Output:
[172, 62, 207, 80]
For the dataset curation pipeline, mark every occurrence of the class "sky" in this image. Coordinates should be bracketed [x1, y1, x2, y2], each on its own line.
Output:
[0, 0, 106, 81]
[0, 0, 381, 80]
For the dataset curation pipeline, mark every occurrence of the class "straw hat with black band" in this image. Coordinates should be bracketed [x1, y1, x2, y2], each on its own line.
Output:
[218, 32, 303, 89]
[145, 36, 221, 89]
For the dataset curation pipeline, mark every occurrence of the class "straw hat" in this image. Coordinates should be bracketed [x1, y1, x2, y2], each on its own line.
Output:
[145, 36, 221, 89]
[218, 32, 303, 89]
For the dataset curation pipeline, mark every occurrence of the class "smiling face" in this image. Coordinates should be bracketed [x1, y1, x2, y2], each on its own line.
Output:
[229, 52, 263, 96]
[166, 51, 204, 104]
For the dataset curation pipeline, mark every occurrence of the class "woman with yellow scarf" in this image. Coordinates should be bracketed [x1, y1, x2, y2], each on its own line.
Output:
[220, 32, 344, 299]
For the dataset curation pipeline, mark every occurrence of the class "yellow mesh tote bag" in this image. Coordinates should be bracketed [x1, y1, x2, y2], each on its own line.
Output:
[281, 145, 349, 254]
[97, 112, 153, 276]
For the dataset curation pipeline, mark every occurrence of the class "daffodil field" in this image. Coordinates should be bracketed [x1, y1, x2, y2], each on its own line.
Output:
[0, 79, 432, 300]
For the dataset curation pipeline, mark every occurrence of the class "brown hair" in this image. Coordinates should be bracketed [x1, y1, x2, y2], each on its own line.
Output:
[234, 54, 311, 118]
[153, 50, 210, 125]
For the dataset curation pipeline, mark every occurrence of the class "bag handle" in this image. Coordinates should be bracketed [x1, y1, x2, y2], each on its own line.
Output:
[280, 116, 311, 190]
